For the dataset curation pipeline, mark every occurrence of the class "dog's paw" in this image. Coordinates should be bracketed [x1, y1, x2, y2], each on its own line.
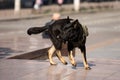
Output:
[72, 63, 77, 67]
[85, 67, 91, 70]
[50, 62, 57, 65]
[63, 62, 68, 65]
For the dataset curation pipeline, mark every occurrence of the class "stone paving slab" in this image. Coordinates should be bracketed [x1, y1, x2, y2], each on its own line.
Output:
[0, 57, 120, 80]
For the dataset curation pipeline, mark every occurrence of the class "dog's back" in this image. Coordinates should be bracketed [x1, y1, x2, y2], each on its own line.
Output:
[48, 18, 73, 50]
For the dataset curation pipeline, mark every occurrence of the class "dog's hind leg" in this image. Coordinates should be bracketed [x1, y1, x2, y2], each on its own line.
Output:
[56, 50, 67, 65]
[68, 50, 76, 67]
[80, 46, 91, 70]
[48, 45, 57, 65]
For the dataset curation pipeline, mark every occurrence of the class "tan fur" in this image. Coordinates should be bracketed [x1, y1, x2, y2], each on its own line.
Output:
[48, 45, 56, 65]
[68, 50, 76, 66]
[48, 45, 67, 65]
[56, 50, 67, 64]
[81, 52, 90, 69]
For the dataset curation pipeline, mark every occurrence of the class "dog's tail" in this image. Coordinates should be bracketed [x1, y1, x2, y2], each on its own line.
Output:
[27, 26, 48, 35]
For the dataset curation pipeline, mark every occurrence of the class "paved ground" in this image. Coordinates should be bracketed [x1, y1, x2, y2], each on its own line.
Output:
[0, 10, 120, 80]
[0, 57, 120, 80]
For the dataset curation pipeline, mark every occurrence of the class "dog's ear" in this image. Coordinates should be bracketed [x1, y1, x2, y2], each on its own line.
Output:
[67, 16, 70, 20]
[73, 19, 78, 28]
[67, 16, 74, 21]
[75, 19, 78, 22]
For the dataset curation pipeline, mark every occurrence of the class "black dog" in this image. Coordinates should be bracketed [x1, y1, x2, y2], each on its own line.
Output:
[27, 17, 73, 65]
[27, 17, 91, 70]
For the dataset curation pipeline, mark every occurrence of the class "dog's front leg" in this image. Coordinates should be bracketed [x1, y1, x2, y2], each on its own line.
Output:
[56, 50, 67, 65]
[80, 46, 91, 70]
[68, 50, 76, 67]
[48, 45, 57, 65]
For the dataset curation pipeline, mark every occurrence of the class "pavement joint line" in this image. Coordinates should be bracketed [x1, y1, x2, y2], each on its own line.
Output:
[0, 13, 52, 22]
[86, 16, 120, 25]
[87, 38, 120, 52]
[81, 11, 120, 21]
[0, 30, 25, 35]
[103, 71, 119, 80]
[17, 66, 49, 79]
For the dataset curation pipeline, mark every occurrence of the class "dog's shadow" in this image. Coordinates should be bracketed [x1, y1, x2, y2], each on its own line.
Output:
[74, 61, 96, 69]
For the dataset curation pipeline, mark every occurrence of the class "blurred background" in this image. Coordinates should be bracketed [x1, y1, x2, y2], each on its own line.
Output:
[0, 0, 120, 15]
[0, 0, 119, 21]
[0, 0, 119, 9]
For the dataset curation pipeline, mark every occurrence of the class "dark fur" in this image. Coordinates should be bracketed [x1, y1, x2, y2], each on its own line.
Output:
[61, 20, 86, 51]
[27, 17, 73, 50]
[27, 26, 48, 35]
